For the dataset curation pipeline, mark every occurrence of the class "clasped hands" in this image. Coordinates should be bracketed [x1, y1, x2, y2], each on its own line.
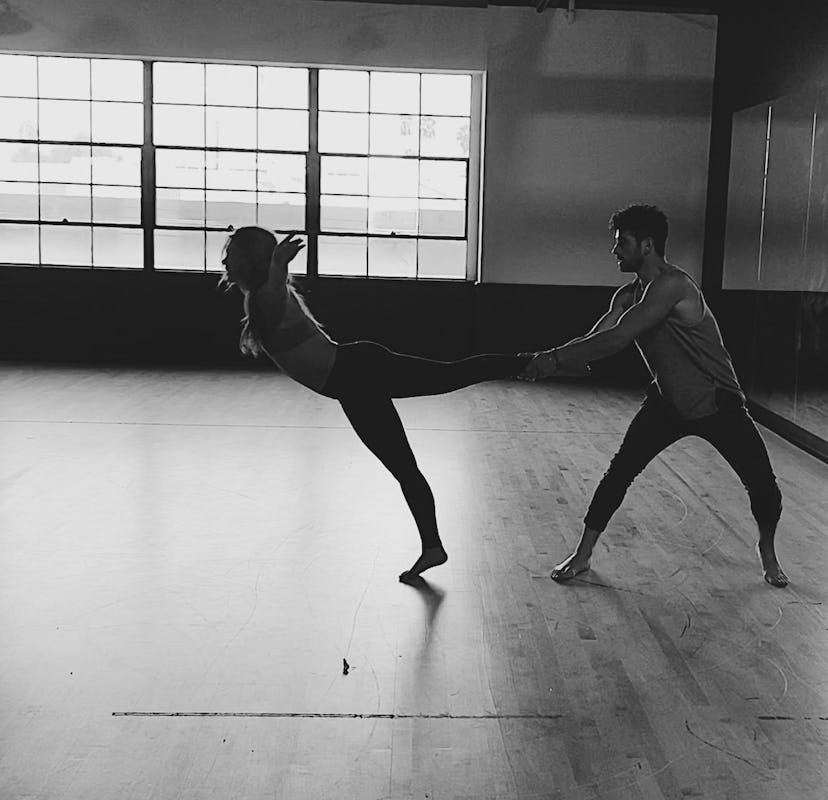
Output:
[520, 349, 591, 381]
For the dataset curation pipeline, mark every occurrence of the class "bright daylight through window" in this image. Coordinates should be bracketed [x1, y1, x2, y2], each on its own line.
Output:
[0, 54, 478, 280]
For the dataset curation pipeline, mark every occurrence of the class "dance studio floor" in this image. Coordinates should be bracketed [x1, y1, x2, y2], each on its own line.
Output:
[1, 363, 826, 800]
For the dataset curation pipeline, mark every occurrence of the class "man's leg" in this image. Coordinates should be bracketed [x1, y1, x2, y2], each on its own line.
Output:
[695, 402, 787, 587]
[552, 394, 683, 580]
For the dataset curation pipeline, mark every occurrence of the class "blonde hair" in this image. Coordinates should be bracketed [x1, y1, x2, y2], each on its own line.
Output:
[220, 226, 323, 358]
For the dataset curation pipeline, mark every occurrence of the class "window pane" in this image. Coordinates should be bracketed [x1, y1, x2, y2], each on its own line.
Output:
[206, 106, 256, 149]
[0, 55, 37, 98]
[156, 149, 205, 188]
[92, 185, 141, 224]
[207, 230, 230, 273]
[154, 62, 204, 104]
[41, 224, 91, 265]
[258, 67, 308, 109]
[420, 116, 470, 158]
[206, 64, 256, 106]
[93, 227, 143, 268]
[421, 74, 471, 116]
[369, 237, 416, 278]
[257, 109, 308, 152]
[419, 199, 465, 237]
[318, 235, 367, 276]
[257, 153, 305, 193]
[419, 160, 466, 199]
[39, 57, 90, 100]
[319, 112, 368, 155]
[154, 228, 204, 270]
[369, 197, 417, 235]
[370, 72, 419, 114]
[92, 101, 143, 144]
[91, 59, 143, 102]
[417, 238, 466, 279]
[0, 99, 37, 139]
[92, 147, 141, 186]
[369, 157, 418, 198]
[0, 223, 38, 263]
[0, 182, 38, 220]
[41, 184, 91, 222]
[319, 70, 368, 112]
[0, 143, 38, 181]
[257, 193, 305, 230]
[206, 151, 256, 190]
[205, 189, 257, 228]
[321, 195, 367, 233]
[40, 100, 91, 142]
[369, 114, 419, 156]
[321, 156, 367, 195]
[39, 144, 91, 183]
[154, 105, 204, 147]
[157, 188, 204, 227]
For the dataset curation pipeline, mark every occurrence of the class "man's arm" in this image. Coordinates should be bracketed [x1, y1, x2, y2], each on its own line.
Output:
[562, 282, 637, 346]
[529, 274, 684, 378]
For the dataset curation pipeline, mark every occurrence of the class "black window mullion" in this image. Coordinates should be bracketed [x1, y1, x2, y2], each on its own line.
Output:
[306, 69, 320, 279]
[141, 61, 155, 272]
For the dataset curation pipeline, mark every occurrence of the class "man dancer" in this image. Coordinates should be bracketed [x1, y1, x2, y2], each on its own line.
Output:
[524, 204, 787, 587]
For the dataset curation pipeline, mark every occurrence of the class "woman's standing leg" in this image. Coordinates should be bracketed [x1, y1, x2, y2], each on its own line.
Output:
[339, 393, 448, 582]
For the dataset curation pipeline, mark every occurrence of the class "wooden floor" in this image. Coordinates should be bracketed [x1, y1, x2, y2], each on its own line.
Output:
[1, 363, 826, 800]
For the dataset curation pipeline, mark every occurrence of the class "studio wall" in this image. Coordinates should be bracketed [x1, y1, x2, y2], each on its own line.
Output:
[706, 2, 828, 457]
[0, 2, 713, 375]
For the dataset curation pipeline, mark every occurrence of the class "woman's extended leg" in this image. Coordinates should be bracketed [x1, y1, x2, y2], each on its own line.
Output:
[339, 394, 448, 582]
[326, 342, 530, 400]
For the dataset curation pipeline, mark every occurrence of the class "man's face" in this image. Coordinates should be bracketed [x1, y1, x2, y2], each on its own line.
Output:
[611, 229, 644, 273]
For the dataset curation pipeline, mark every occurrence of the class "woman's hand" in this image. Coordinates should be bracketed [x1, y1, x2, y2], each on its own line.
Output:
[269, 232, 305, 281]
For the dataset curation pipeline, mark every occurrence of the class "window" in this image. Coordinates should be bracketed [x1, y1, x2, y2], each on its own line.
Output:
[0, 54, 144, 268]
[0, 54, 480, 280]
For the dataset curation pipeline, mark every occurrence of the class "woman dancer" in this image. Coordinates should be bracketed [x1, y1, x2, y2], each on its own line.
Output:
[221, 226, 530, 583]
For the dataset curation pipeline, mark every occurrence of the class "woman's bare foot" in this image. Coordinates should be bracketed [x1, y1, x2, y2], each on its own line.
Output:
[757, 543, 789, 588]
[399, 545, 448, 584]
[550, 552, 591, 582]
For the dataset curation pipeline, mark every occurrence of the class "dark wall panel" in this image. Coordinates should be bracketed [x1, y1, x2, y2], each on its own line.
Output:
[0, 266, 649, 384]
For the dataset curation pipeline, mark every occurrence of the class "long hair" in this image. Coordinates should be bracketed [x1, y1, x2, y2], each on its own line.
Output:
[219, 226, 323, 358]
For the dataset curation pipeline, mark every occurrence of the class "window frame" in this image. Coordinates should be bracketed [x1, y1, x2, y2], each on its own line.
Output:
[0, 54, 482, 282]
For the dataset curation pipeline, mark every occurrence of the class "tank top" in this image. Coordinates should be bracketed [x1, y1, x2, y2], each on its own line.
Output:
[253, 289, 337, 394]
[634, 280, 744, 420]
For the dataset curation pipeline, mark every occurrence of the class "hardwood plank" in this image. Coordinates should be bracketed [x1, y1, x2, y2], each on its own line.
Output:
[1, 364, 826, 799]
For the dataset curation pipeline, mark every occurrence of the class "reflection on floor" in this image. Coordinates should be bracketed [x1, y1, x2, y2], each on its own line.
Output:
[752, 387, 828, 441]
[1, 364, 827, 800]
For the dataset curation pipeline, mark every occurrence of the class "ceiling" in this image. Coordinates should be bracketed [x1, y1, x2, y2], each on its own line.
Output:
[314, 0, 720, 14]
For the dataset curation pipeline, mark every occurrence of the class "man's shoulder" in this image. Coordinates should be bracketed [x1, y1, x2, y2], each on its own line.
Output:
[650, 266, 698, 298]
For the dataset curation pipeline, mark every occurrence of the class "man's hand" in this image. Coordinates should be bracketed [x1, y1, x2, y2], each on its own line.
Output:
[521, 350, 558, 381]
[520, 349, 591, 381]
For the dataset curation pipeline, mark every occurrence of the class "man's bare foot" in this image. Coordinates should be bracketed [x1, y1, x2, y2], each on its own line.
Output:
[399, 545, 448, 584]
[757, 543, 789, 588]
[550, 552, 591, 582]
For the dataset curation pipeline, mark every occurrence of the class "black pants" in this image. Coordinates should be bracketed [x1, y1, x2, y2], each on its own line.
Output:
[584, 387, 783, 533]
[321, 341, 527, 549]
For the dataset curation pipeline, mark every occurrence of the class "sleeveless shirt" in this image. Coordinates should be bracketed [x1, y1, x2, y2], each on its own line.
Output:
[634, 281, 744, 420]
[253, 289, 337, 393]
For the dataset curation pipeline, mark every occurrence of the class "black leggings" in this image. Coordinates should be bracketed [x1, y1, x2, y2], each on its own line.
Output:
[320, 341, 528, 549]
[584, 386, 783, 533]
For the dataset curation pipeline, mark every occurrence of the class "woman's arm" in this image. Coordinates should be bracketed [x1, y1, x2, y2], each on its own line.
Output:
[254, 233, 305, 331]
